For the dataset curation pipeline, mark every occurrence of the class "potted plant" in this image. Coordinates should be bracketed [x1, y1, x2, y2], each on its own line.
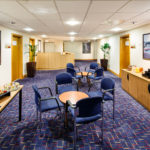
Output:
[100, 43, 111, 71]
[26, 44, 37, 77]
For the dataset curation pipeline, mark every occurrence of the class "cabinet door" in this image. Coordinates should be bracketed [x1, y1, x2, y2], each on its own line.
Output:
[129, 74, 138, 99]
[121, 70, 129, 92]
[137, 79, 150, 111]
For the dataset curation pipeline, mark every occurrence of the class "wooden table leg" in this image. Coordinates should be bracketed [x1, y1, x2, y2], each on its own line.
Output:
[19, 89, 22, 121]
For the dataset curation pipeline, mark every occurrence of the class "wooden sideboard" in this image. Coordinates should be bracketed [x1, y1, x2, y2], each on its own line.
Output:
[36, 52, 74, 70]
[122, 69, 150, 111]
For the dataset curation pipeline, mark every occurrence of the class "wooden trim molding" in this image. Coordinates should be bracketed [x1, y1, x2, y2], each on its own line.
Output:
[108, 68, 119, 77]
[75, 59, 97, 61]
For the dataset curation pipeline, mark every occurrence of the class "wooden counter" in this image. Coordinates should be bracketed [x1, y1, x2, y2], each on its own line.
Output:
[36, 52, 74, 70]
[122, 69, 150, 111]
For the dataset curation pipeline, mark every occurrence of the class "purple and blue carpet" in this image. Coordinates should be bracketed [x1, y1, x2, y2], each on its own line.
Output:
[0, 61, 150, 150]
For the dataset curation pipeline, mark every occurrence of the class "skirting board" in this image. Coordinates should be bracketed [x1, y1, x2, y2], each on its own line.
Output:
[75, 59, 97, 62]
[107, 68, 120, 77]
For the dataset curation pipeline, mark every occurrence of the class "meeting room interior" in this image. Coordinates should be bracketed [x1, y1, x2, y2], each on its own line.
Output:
[0, 0, 150, 150]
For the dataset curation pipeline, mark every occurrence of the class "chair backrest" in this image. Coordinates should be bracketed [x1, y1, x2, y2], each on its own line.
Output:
[90, 62, 98, 70]
[101, 78, 115, 95]
[95, 68, 104, 77]
[67, 63, 74, 69]
[76, 97, 102, 117]
[32, 85, 41, 106]
[56, 72, 72, 85]
[67, 67, 76, 77]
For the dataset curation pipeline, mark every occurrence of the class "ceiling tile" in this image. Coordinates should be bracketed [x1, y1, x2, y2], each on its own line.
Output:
[56, 0, 90, 13]
[89, 1, 128, 13]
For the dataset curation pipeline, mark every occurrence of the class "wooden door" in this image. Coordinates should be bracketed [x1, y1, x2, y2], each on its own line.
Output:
[121, 70, 129, 92]
[129, 74, 138, 99]
[120, 35, 130, 77]
[12, 34, 23, 81]
[29, 38, 35, 62]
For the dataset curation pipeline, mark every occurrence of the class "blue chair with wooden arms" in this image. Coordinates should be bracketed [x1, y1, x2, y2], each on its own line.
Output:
[88, 78, 115, 119]
[67, 96, 104, 149]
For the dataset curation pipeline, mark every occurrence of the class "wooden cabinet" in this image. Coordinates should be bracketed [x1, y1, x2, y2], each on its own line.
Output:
[121, 70, 129, 92]
[122, 69, 150, 111]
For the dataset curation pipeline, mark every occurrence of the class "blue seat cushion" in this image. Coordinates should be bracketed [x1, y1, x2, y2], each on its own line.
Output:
[39, 98, 63, 112]
[69, 107, 101, 124]
[75, 75, 82, 79]
[58, 85, 77, 94]
[88, 91, 113, 100]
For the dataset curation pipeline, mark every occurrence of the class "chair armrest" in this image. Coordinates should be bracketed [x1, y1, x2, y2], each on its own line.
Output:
[102, 88, 115, 93]
[67, 100, 76, 108]
[38, 87, 53, 96]
[40, 97, 57, 101]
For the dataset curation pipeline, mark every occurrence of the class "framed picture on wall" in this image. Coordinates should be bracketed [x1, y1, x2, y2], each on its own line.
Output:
[143, 33, 150, 59]
[0, 31, 2, 65]
[82, 42, 91, 53]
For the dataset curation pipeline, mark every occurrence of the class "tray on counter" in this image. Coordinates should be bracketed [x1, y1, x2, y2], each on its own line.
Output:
[0, 91, 10, 100]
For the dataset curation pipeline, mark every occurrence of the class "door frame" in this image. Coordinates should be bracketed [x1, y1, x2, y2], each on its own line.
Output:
[120, 34, 130, 77]
[11, 33, 23, 81]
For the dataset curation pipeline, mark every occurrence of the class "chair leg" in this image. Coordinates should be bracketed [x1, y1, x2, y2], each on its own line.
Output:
[113, 100, 115, 120]
[40, 112, 42, 135]
[74, 119, 77, 150]
[36, 108, 38, 121]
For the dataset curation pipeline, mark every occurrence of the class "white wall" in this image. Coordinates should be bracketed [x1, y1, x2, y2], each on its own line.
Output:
[0, 25, 42, 86]
[44, 39, 63, 53]
[64, 41, 97, 60]
[98, 24, 150, 75]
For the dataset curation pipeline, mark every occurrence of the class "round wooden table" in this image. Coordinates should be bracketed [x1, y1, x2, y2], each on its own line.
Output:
[59, 91, 89, 127]
[77, 71, 92, 77]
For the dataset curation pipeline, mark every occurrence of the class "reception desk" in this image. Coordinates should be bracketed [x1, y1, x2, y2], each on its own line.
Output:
[36, 52, 74, 70]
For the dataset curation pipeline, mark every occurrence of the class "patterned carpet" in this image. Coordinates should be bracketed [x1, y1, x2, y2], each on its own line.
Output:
[0, 61, 150, 150]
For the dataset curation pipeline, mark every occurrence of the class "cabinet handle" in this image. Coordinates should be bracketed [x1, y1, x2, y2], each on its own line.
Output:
[127, 74, 129, 80]
[148, 84, 150, 94]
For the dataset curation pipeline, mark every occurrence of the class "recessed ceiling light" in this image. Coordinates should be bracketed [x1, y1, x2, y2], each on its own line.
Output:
[68, 32, 77, 35]
[41, 34, 47, 38]
[111, 27, 122, 32]
[98, 34, 104, 38]
[65, 20, 80, 26]
[92, 37, 97, 40]
[23, 27, 34, 32]
[70, 37, 75, 42]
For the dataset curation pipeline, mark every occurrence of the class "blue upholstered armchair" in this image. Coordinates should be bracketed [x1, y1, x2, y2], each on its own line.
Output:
[66, 67, 83, 80]
[67, 97, 104, 149]
[88, 78, 115, 119]
[55, 72, 78, 94]
[32, 85, 63, 132]
[66, 63, 81, 73]
[88, 67, 104, 91]
[85, 62, 99, 74]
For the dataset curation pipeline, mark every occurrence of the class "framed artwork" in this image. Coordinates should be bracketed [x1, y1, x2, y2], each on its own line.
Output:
[82, 42, 91, 53]
[143, 33, 150, 59]
[0, 31, 2, 65]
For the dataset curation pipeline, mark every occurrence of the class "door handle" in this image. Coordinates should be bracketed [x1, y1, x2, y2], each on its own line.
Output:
[148, 84, 150, 93]
[127, 74, 129, 80]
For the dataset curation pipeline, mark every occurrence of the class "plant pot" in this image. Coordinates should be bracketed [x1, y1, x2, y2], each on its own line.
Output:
[26, 62, 36, 77]
[100, 59, 108, 71]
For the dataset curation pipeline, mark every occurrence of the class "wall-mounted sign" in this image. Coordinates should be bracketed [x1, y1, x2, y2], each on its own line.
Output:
[13, 41, 17, 46]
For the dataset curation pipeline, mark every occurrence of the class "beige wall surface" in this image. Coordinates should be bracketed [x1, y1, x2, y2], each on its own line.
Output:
[0, 25, 43, 86]
[98, 24, 150, 75]
[64, 41, 98, 60]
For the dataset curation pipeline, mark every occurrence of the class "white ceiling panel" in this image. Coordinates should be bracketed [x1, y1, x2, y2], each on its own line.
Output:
[89, 1, 128, 13]
[56, 0, 90, 13]
[119, 1, 150, 13]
